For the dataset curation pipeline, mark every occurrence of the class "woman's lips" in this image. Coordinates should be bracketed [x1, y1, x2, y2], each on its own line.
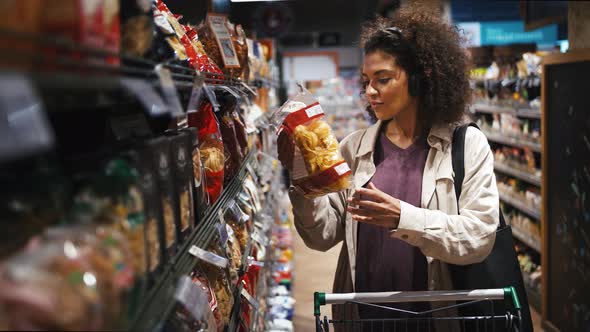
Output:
[370, 102, 384, 108]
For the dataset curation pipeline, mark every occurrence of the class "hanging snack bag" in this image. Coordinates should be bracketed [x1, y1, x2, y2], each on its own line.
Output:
[188, 101, 225, 204]
[273, 86, 352, 197]
[180, 127, 208, 224]
[120, 0, 154, 59]
[183, 24, 225, 78]
[165, 275, 217, 332]
[196, 14, 242, 78]
[165, 130, 195, 243]
[232, 107, 249, 157]
[126, 145, 165, 278]
[151, 1, 189, 66]
[214, 88, 244, 184]
[148, 137, 178, 259]
[190, 269, 222, 331]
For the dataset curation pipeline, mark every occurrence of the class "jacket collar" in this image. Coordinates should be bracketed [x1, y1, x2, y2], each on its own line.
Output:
[355, 120, 454, 157]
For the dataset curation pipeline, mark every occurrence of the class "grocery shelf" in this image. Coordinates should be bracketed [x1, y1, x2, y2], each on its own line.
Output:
[510, 223, 542, 253]
[471, 103, 541, 119]
[130, 149, 257, 331]
[484, 130, 542, 152]
[499, 193, 541, 220]
[494, 162, 542, 187]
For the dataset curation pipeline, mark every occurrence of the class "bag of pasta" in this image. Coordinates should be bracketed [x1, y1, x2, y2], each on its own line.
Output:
[188, 100, 225, 204]
[273, 86, 352, 197]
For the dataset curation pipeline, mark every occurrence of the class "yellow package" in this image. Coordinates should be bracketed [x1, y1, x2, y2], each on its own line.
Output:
[275, 87, 352, 197]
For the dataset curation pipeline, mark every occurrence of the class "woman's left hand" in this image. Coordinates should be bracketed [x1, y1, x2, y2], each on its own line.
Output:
[346, 182, 401, 229]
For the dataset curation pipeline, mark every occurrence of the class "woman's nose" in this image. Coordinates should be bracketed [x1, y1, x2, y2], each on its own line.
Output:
[365, 83, 378, 96]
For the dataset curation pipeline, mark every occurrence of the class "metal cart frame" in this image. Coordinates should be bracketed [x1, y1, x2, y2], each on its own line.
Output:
[314, 287, 523, 331]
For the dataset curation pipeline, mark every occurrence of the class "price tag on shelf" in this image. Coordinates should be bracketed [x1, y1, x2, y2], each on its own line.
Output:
[120, 78, 168, 116]
[0, 74, 54, 164]
[202, 84, 220, 112]
[240, 81, 258, 96]
[216, 223, 229, 247]
[189, 245, 229, 268]
[155, 64, 184, 116]
[217, 209, 226, 225]
[241, 288, 259, 310]
[186, 74, 205, 113]
[216, 85, 242, 100]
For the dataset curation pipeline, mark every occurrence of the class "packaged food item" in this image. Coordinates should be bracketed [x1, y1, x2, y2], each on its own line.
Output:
[183, 24, 225, 77]
[165, 130, 195, 242]
[197, 14, 242, 78]
[120, 0, 153, 58]
[203, 245, 234, 325]
[165, 275, 217, 332]
[102, 0, 120, 65]
[0, 241, 105, 331]
[0, 0, 43, 68]
[40, 0, 106, 63]
[190, 268, 224, 332]
[148, 137, 178, 259]
[215, 89, 244, 183]
[124, 146, 165, 276]
[180, 127, 208, 224]
[151, 1, 189, 66]
[225, 223, 242, 286]
[41, 225, 134, 327]
[101, 158, 149, 280]
[227, 22, 249, 81]
[227, 201, 250, 254]
[273, 86, 352, 197]
[188, 101, 225, 204]
[232, 107, 249, 157]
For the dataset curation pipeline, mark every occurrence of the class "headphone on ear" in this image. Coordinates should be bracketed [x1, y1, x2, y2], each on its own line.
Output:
[384, 27, 421, 97]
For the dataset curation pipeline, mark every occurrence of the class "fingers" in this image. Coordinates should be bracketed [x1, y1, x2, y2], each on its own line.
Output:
[352, 187, 384, 202]
[347, 197, 387, 212]
[349, 214, 393, 228]
[347, 205, 381, 217]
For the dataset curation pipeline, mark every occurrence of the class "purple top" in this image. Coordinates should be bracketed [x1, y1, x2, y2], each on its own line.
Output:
[355, 130, 430, 324]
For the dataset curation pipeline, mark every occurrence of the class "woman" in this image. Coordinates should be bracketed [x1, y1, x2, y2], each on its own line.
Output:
[279, 5, 499, 332]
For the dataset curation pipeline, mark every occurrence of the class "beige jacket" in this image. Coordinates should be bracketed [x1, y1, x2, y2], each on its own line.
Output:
[289, 120, 499, 331]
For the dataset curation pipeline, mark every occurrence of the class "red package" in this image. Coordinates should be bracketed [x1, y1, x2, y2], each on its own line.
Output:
[183, 24, 225, 79]
[103, 0, 120, 65]
[41, 0, 105, 63]
[188, 102, 225, 204]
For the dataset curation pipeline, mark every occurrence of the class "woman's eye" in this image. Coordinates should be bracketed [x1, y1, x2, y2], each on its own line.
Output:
[361, 81, 369, 88]
[378, 78, 391, 84]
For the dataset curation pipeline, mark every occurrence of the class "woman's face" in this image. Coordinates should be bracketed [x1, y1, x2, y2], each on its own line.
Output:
[361, 50, 416, 121]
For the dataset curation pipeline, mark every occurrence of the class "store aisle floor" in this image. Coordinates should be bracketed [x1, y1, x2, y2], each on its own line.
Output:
[292, 228, 342, 331]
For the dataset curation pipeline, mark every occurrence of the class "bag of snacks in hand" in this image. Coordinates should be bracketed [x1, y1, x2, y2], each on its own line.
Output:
[274, 86, 352, 197]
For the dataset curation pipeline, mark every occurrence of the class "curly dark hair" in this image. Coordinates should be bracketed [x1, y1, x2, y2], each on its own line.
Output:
[360, 5, 471, 127]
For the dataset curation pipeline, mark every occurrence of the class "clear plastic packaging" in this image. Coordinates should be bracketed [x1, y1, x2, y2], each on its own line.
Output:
[273, 86, 352, 197]
[0, 240, 106, 331]
[188, 101, 226, 204]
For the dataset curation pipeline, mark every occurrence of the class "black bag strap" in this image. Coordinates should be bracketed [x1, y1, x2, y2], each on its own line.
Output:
[452, 122, 506, 228]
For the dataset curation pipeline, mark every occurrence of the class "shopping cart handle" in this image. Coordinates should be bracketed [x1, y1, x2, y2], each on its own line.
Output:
[314, 287, 521, 313]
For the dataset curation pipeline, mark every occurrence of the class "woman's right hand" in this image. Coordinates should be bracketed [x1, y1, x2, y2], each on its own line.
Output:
[277, 130, 295, 171]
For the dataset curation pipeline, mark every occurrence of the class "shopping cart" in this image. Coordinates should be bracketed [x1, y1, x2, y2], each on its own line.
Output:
[314, 287, 522, 332]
